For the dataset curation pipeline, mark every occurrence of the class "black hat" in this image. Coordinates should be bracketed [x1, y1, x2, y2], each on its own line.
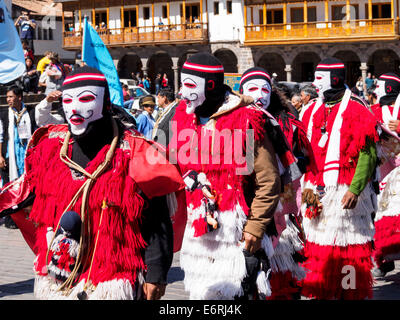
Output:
[61, 65, 108, 91]
[239, 67, 272, 94]
[315, 57, 346, 89]
[379, 73, 400, 95]
[378, 73, 400, 106]
[181, 52, 225, 98]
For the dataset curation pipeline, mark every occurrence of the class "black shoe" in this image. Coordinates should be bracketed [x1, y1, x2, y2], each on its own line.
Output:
[373, 261, 395, 278]
[4, 216, 18, 229]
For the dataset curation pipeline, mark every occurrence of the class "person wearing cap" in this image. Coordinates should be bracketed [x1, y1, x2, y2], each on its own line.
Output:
[136, 95, 156, 139]
[0, 66, 186, 300]
[168, 52, 281, 300]
[300, 57, 379, 300]
[370, 73, 400, 278]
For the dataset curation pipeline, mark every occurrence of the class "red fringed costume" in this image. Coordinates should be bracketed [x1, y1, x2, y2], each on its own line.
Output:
[371, 103, 400, 269]
[1, 124, 186, 299]
[300, 92, 379, 300]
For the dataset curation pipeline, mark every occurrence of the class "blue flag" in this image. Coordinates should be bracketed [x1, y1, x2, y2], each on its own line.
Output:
[82, 17, 124, 107]
[0, 0, 25, 84]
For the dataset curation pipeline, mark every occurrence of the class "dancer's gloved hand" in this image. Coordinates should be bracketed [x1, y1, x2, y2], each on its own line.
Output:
[143, 282, 166, 300]
[241, 232, 261, 254]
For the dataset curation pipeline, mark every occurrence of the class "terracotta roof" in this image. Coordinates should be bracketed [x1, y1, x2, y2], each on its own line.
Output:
[12, 0, 64, 17]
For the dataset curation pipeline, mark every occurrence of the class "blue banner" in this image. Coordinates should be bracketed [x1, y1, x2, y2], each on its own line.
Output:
[0, 0, 26, 84]
[82, 17, 124, 107]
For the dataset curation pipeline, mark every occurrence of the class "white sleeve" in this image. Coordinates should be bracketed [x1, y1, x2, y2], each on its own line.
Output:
[35, 98, 65, 127]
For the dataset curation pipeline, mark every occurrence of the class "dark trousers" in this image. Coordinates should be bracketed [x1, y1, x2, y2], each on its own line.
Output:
[22, 38, 34, 53]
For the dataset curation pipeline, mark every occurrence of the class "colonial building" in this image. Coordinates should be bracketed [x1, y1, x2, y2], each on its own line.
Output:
[12, 0, 75, 62]
[55, 0, 400, 91]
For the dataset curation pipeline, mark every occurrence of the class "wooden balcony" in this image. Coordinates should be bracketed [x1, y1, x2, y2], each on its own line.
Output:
[244, 18, 400, 45]
[63, 23, 208, 49]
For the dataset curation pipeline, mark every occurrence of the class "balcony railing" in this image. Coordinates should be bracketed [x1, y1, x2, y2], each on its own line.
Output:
[245, 18, 399, 45]
[63, 23, 208, 48]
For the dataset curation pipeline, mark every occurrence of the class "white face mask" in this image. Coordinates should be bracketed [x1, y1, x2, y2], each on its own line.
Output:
[62, 85, 105, 136]
[374, 80, 386, 103]
[180, 73, 206, 114]
[242, 79, 272, 109]
[313, 71, 331, 98]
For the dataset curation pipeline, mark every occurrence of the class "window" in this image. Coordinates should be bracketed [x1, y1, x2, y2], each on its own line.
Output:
[214, 2, 219, 15]
[180, 3, 200, 22]
[37, 26, 42, 40]
[366, 3, 392, 19]
[332, 4, 359, 21]
[162, 5, 168, 19]
[43, 28, 48, 40]
[143, 7, 150, 20]
[124, 9, 137, 27]
[267, 9, 283, 24]
[95, 11, 107, 27]
[49, 28, 53, 40]
[227, 0, 232, 14]
[290, 7, 317, 23]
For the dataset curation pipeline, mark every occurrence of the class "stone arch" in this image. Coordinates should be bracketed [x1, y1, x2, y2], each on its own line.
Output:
[327, 44, 362, 61]
[117, 53, 142, 79]
[213, 48, 238, 73]
[291, 51, 321, 82]
[256, 52, 286, 81]
[333, 50, 361, 88]
[368, 49, 400, 78]
[147, 51, 174, 93]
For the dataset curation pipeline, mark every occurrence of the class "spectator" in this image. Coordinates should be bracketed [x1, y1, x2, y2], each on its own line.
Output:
[366, 85, 378, 106]
[40, 52, 65, 95]
[365, 72, 374, 90]
[300, 84, 318, 106]
[15, 11, 36, 53]
[22, 40, 34, 61]
[0, 86, 38, 228]
[122, 84, 131, 101]
[136, 95, 156, 139]
[291, 93, 302, 113]
[155, 73, 162, 94]
[162, 73, 169, 89]
[152, 89, 178, 146]
[356, 76, 364, 97]
[158, 18, 165, 31]
[22, 57, 38, 93]
[37, 51, 52, 75]
[34, 90, 65, 127]
[143, 76, 151, 92]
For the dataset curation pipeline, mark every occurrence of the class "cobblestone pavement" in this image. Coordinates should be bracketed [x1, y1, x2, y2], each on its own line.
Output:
[1, 224, 399, 300]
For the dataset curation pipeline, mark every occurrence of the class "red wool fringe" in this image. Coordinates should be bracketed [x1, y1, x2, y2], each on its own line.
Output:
[373, 215, 400, 267]
[301, 241, 374, 300]
[169, 101, 266, 223]
[305, 98, 378, 186]
[267, 270, 301, 300]
[25, 131, 146, 286]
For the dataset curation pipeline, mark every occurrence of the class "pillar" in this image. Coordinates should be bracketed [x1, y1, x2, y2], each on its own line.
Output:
[285, 64, 292, 82]
[360, 62, 368, 96]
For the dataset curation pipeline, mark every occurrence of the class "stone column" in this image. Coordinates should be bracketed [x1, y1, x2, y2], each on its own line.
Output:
[360, 62, 368, 96]
[141, 58, 148, 77]
[285, 64, 292, 82]
[173, 66, 179, 94]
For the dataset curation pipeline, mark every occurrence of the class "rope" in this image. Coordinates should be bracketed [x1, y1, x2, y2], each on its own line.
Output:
[45, 118, 119, 296]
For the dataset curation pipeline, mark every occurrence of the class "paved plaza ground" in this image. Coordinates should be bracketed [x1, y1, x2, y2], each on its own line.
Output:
[1, 224, 399, 300]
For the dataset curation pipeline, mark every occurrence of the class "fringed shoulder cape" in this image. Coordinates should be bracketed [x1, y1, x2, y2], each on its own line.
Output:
[0, 123, 186, 299]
